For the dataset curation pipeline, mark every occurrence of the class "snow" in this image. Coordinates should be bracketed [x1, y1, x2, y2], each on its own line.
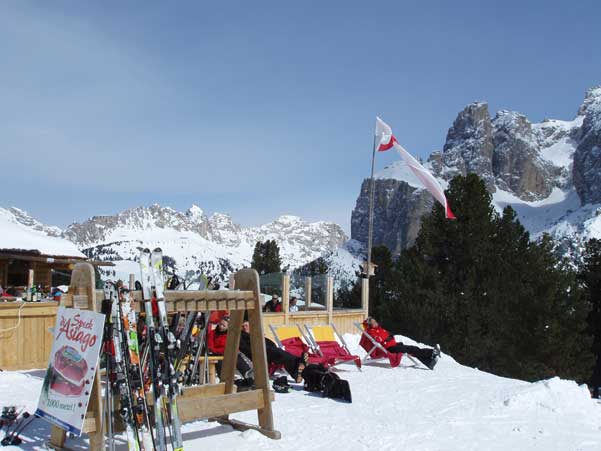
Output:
[321, 240, 364, 289]
[579, 86, 601, 122]
[583, 208, 601, 238]
[96, 229, 253, 285]
[496, 377, 596, 415]
[101, 259, 141, 286]
[64, 204, 348, 284]
[7, 207, 62, 237]
[208, 212, 234, 226]
[535, 117, 583, 136]
[0, 208, 84, 258]
[186, 205, 204, 222]
[492, 188, 601, 247]
[487, 105, 601, 252]
[3, 334, 600, 451]
[493, 110, 536, 144]
[273, 215, 303, 225]
[545, 202, 601, 243]
[533, 116, 583, 170]
[540, 137, 576, 169]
